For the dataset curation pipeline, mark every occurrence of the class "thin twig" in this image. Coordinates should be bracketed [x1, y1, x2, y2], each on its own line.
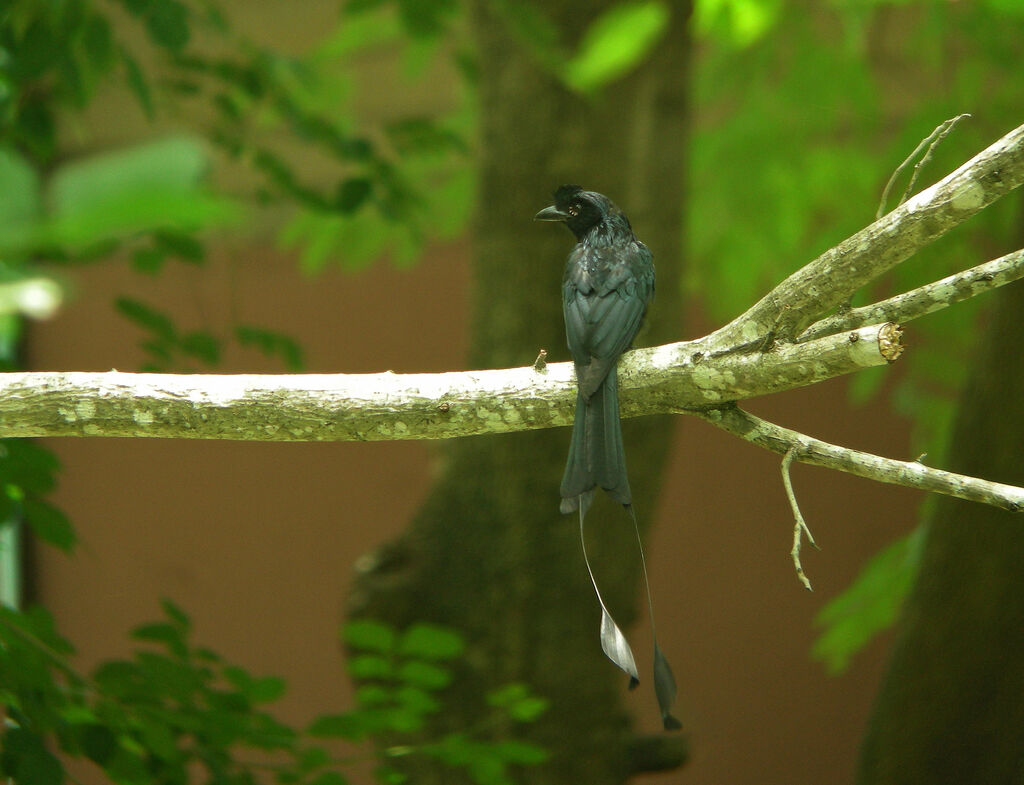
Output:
[697, 404, 1024, 514]
[877, 114, 971, 219]
[798, 247, 1024, 342]
[781, 447, 817, 591]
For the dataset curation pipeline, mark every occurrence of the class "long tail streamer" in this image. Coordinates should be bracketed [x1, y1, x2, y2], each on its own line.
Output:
[579, 504, 639, 688]
[628, 505, 682, 731]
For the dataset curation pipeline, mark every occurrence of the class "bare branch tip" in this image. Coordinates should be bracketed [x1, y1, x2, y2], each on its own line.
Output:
[877, 113, 972, 219]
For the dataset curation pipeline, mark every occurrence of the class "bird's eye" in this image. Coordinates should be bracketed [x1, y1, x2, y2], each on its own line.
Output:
[568, 205, 579, 217]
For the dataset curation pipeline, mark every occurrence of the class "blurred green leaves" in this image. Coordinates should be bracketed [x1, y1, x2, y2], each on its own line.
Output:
[0, 137, 237, 260]
[813, 525, 926, 674]
[564, 1, 671, 92]
[0, 604, 549, 785]
[0, 439, 75, 551]
[695, 0, 781, 47]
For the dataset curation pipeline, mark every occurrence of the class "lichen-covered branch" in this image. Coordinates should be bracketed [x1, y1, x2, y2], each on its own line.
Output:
[799, 248, 1024, 342]
[697, 405, 1024, 513]
[0, 323, 896, 441]
[2, 124, 1024, 515]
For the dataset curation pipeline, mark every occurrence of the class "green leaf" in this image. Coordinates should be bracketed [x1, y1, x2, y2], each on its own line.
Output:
[223, 666, 287, 703]
[812, 526, 925, 674]
[22, 498, 76, 552]
[144, 0, 191, 53]
[398, 623, 464, 660]
[505, 696, 549, 723]
[694, 0, 781, 47]
[115, 297, 176, 340]
[492, 740, 549, 765]
[2, 604, 75, 656]
[487, 683, 549, 722]
[309, 771, 348, 785]
[79, 724, 117, 766]
[564, 1, 671, 92]
[179, 330, 221, 365]
[154, 229, 205, 264]
[0, 728, 64, 785]
[468, 753, 510, 785]
[120, 48, 154, 119]
[342, 619, 396, 653]
[235, 325, 304, 370]
[355, 684, 392, 707]
[315, 11, 402, 60]
[2, 442, 43, 481]
[92, 660, 143, 698]
[346, 654, 393, 680]
[160, 598, 191, 630]
[132, 246, 166, 273]
[50, 136, 207, 214]
[0, 438, 60, 495]
[131, 622, 187, 657]
[393, 685, 440, 715]
[43, 136, 237, 250]
[381, 706, 427, 733]
[307, 713, 366, 740]
[373, 766, 406, 785]
[105, 745, 148, 784]
[485, 683, 528, 708]
[298, 745, 330, 771]
[0, 148, 41, 247]
[135, 715, 178, 761]
[395, 660, 451, 690]
[335, 177, 372, 212]
[83, 15, 115, 72]
[848, 365, 887, 406]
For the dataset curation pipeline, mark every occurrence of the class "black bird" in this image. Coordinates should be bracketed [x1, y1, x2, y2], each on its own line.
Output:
[535, 185, 654, 514]
[536, 185, 680, 731]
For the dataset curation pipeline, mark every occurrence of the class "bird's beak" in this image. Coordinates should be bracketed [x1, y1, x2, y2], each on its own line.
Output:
[534, 205, 569, 222]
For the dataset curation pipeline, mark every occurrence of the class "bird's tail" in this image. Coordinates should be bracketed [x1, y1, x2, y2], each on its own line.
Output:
[560, 365, 631, 512]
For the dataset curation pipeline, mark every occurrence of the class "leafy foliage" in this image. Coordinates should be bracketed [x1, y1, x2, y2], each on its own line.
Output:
[0, 605, 548, 785]
[564, 1, 671, 92]
[812, 524, 927, 674]
[0, 138, 237, 261]
[0, 440, 75, 552]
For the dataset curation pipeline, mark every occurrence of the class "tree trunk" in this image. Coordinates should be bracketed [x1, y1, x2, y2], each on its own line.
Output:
[349, 3, 692, 782]
[857, 281, 1024, 783]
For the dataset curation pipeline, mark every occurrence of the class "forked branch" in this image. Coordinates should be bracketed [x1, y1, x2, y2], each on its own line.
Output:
[2, 123, 1024, 516]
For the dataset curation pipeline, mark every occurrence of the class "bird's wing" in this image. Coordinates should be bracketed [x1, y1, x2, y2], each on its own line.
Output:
[564, 242, 654, 399]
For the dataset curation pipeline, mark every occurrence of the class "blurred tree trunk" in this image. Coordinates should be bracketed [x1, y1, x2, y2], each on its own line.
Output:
[857, 281, 1024, 783]
[349, 2, 692, 783]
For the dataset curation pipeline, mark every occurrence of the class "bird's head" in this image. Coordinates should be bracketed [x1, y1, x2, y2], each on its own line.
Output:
[534, 185, 616, 240]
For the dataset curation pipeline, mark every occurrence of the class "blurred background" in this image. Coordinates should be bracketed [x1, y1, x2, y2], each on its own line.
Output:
[2, 2, 1023, 784]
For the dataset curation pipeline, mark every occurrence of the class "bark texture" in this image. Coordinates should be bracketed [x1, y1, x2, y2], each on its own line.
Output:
[0, 323, 897, 440]
[348, 3, 692, 782]
[857, 281, 1024, 783]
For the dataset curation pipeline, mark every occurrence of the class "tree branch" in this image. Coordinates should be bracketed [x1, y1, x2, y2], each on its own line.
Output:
[798, 247, 1024, 342]
[3, 124, 1024, 515]
[696, 405, 1024, 513]
[0, 323, 897, 441]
